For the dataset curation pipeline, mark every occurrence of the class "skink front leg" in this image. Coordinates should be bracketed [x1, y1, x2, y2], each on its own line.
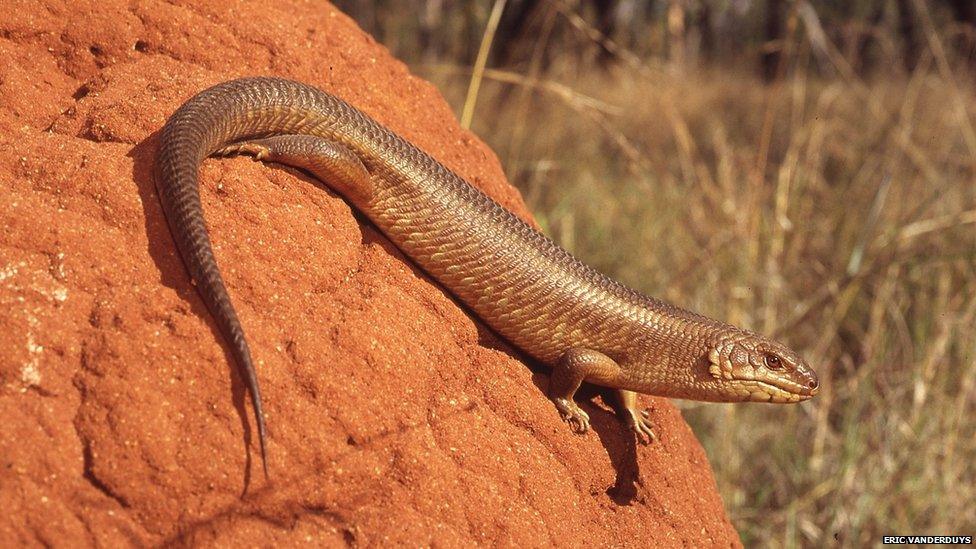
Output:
[610, 389, 656, 444]
[549, 348, 622, 435]
[550, 350, 656, 443]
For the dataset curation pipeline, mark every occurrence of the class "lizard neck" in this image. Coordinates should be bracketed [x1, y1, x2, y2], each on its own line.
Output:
[620, 315, 733, 400]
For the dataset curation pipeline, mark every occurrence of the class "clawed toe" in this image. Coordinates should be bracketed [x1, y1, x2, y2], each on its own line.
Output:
[552, 398, 591, 434]
[622, 408, 656, 445]
[631, 412, 657, 445]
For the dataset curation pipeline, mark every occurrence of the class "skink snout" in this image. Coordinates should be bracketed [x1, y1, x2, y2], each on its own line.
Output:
[802, 369, 820, 396]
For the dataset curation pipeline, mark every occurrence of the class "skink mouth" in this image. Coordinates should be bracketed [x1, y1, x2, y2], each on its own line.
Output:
[753, 366, 820, 402]
[744, 380, 816, 403]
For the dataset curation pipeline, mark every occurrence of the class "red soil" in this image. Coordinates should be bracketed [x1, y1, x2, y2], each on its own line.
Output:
[0, 1, 740, 546]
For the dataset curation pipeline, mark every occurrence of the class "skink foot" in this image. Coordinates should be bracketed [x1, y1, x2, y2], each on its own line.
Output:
[623, 408, 657, 445]
[611, 390, 656, 444]
[552, 398, 590, 434]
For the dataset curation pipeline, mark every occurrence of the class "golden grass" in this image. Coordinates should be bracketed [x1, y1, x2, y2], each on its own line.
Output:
[417, 61, 976, 545]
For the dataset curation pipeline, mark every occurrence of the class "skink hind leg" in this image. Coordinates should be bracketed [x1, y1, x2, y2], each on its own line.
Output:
[611, 389, 656, 444]
[549, 348, 622, 435]
[215, 141, 274, 161]
[215, 135, 373, 203]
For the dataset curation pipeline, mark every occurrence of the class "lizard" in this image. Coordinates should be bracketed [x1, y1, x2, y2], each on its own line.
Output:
[155, 77, 820, 476]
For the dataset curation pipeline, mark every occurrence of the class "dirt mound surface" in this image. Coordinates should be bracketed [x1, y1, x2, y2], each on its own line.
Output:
[0, 1, 739, 545]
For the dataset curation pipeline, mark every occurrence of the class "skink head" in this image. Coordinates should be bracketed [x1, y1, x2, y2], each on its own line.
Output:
[706, 331, 819, 403]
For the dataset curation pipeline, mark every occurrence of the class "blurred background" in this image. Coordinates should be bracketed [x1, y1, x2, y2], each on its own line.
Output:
[333, 1, 975, 545]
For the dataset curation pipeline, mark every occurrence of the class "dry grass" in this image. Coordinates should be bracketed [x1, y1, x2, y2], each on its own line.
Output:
[416, 57, 976, 546]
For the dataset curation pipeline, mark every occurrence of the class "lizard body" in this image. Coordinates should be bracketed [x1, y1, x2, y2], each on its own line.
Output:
[155, 78, 819, 474]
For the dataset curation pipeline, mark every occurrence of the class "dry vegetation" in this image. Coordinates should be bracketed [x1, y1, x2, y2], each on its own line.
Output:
[448, 70, 976, 546]
[341, 1, 976, 545]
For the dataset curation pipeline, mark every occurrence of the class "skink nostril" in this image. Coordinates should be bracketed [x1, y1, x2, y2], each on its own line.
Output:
[808, 379, 819, 391]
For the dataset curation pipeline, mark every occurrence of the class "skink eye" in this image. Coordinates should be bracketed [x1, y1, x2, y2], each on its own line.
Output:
[765, 354, 783, 370]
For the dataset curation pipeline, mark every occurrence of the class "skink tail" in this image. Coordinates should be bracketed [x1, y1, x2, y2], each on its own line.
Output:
[155, 88, 270, 478]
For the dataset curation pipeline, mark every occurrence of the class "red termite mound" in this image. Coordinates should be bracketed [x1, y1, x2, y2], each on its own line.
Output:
[0, 1, 740, 545]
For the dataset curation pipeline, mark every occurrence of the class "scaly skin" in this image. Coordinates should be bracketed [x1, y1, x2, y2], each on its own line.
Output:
[155, 77, 820, 474]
